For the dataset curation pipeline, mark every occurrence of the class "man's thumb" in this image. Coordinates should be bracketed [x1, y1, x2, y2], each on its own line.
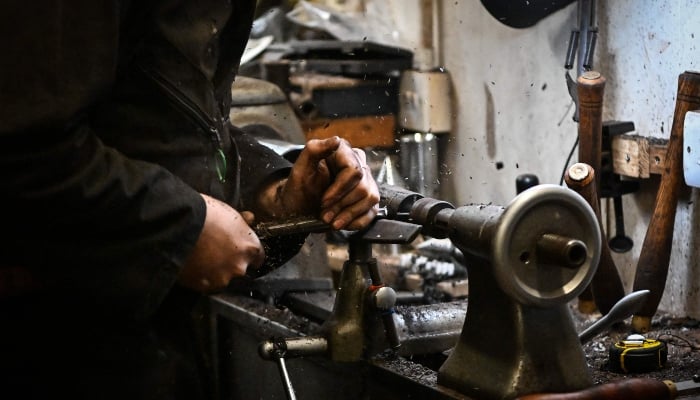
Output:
[302, 136, 342, 162]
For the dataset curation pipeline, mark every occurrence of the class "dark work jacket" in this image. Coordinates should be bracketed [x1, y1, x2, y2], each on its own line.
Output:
[0, 1, 298, 399]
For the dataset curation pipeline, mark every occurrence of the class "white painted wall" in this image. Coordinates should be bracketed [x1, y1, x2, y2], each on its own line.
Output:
[367, 0, 700, 318]
[594, 0, 700, 318]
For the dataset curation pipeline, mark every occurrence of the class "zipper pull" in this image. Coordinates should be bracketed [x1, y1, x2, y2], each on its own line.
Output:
[215, 148, 227, 183]
[210, 125, 226, 183]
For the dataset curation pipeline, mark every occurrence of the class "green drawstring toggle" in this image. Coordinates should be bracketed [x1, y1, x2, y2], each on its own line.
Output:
[215, 148, 227, 183]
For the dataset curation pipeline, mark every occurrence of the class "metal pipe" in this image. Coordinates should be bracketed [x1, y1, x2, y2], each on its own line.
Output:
[536, 234, 588, 269]
[276, 357, 297, 400]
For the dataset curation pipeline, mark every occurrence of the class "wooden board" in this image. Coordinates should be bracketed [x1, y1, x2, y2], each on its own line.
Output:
[611, 134, 668, 178]
[301, 114, 396, 149]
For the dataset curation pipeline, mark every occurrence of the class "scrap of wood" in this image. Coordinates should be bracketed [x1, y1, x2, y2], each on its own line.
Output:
[611, 134, 668, 178]
[612, 134, 650, 178]
[649, 139, 669, 175]
[302, 114, 396, 148]
[289, 72, 363, 90]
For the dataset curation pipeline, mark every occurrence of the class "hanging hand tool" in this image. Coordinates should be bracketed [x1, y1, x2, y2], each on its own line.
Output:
[574, 71, 623, 314]
[515, 376, 700, 400]
[563, 1, 600, 312]
[632, 71, 700, 333]
[600, 120, 639, 253]
[567, 71, 617, 313]
[564, 0, 598, 123]
[565, 162, 625, 315]
[608, 195, 634, 252]
[577, 71, 605, 195]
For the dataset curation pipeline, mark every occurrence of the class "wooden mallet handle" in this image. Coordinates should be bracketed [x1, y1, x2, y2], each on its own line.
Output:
[632, 71, 700, 333]
[565, 163, 625, 315]
[577, 71, 606, 189]
[575, 71, 625, 315]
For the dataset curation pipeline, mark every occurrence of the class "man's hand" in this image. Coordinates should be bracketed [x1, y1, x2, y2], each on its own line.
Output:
[178, 194, 265, 293]
[263, 136, 379, 231]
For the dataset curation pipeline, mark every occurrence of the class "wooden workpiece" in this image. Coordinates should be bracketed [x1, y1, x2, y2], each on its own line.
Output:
[611, 134, 669, 178]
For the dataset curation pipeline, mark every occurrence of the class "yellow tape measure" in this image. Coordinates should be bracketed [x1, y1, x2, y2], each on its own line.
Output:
[608, 334, 667, 373]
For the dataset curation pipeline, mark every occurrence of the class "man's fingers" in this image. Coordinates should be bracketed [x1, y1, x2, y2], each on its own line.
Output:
[321, 146, 369, 207]
[322, 172, 380, 230]
[351, 147, 367, 164]
[320, 164, 364, 208]
[321, 178, 372, 222]
[287, 137, 379, 231]
[345, 208, 379, 231]
[329, 199, 380, 230]
[296, 136, 342, 166]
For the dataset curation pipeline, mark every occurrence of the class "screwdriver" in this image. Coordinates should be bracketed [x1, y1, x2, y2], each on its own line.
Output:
[515, 376, 700, 400]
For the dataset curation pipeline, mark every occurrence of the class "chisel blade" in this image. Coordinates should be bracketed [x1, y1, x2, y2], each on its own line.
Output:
[675, 376, 700, 396]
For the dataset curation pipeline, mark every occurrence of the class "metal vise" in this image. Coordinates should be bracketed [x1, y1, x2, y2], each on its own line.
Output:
[256, 185, 426, 366]
[257, 215, 423, 399]
[411, 184, 601, 399]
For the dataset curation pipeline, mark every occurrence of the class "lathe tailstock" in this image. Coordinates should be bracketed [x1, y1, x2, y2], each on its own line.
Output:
[423, 185, 600, 399]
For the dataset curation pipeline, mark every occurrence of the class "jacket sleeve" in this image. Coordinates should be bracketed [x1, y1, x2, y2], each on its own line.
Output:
[231, 126, 309, 276]
[0, 1, 206, 319]
[233, 128, 294, 211]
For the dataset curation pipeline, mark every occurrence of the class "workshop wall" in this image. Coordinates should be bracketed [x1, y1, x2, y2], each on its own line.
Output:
[370, 0, 700, 318]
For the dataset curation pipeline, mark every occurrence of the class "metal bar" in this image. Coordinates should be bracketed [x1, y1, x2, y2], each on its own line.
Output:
[276, 357, 297, 400]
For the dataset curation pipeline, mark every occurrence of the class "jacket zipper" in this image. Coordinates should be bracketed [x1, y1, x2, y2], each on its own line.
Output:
[140, 66, 228, 183]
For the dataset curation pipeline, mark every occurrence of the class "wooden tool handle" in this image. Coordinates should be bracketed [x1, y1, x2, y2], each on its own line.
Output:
[632, 71, 700, 333]
[565, 163, 625, 315]
[577, 70, 606, 188]
[576, 71, 625, 314]
[515, 378, 675, 400]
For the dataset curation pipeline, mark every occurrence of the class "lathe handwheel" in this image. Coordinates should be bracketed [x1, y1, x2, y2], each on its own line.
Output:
[492, 184, 601, 307]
